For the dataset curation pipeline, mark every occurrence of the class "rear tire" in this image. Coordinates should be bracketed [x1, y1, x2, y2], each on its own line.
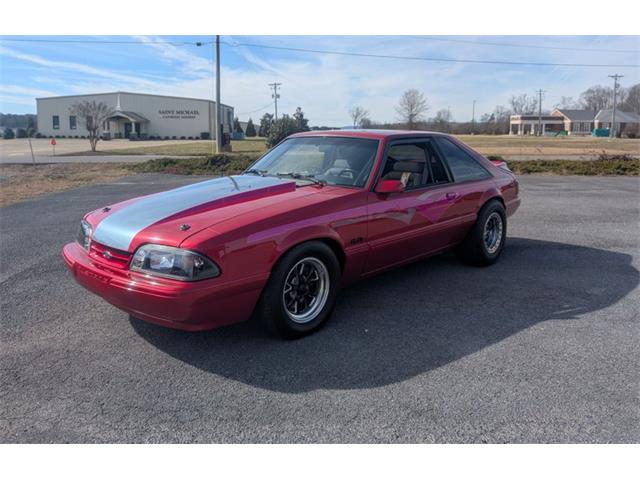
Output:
[457, 199, 507, 266]
[256, 241, 341, 339]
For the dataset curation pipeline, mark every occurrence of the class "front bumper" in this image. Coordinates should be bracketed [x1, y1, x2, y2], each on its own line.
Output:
[62, 242, 267, 331]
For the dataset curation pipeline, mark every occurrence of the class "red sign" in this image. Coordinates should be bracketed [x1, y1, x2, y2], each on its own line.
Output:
[50, 138, 57, 146]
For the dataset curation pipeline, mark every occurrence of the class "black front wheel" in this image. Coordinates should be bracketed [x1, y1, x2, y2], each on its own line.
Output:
[256, 241, 341, 339]
[457, 200, 507, 266]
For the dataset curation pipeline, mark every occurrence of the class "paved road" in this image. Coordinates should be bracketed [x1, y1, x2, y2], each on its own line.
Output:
[1, 175, 638, 443]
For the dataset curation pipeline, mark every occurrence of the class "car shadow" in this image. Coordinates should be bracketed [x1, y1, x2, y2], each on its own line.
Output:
[130, 238, 638, 393]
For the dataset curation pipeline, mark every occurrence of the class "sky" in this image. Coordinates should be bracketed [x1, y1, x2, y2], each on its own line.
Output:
[0, 35, 638, 126]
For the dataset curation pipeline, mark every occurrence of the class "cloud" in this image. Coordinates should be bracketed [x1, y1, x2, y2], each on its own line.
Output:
[133, 35, 213, 75]
[1, 36, 638, 123]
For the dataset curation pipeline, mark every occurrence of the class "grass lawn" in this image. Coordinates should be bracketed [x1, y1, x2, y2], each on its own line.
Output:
[0, 163, 132, 207]
[84, 135, 640, 159]
[458, 135, 640, 157]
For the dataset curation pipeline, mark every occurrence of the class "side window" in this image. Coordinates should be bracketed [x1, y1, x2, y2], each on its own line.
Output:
[425, 143, 450, 185]
[52, 115, 59, 130]
[382, 144, 427, 189]
[435, 137, 491, 182]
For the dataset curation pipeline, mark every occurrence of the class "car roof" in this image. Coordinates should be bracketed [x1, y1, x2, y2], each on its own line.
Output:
[289, 129, 450, 140]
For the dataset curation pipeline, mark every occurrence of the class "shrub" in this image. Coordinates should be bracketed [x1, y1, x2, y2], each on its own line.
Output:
[180, 136, 186, 140]
[188, 136, 193, 140]
[16, 128, 27, 138]
[200, 131, 210, 140]
[266, 115, 310, 147]
[507, 159, 639, 176]
[172, 136, 177, 140]
[3, 127, 15, 139]
[597, 153, 636, 162]
[130, 154, 258, 175]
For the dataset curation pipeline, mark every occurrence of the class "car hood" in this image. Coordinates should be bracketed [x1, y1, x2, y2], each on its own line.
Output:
[88, 175, 301, 252]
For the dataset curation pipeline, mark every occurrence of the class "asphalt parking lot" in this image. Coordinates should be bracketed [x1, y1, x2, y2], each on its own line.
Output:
[1, 174, 638, 443]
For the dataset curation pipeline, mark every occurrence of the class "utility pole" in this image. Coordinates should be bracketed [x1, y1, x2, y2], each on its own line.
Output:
[471, 100, 476, 134]
[269, 82, 282, 121]
[536, 89, 545, 136]
[609, 74, 623, 138]
[215, 35, 223, 152]
[447, 105, 451, 133]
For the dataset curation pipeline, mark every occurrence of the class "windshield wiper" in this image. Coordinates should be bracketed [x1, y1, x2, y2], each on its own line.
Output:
[275, 172, 326, 186]
[244, 168, 268, 177]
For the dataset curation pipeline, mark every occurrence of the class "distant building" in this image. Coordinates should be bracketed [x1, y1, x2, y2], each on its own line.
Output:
[36, 91, 234, 139]
[510, 108, 640, 136]
[594, 109, 640, 132]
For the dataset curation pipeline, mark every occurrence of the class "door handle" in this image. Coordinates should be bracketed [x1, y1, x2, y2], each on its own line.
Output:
[446, 192, 459, 200]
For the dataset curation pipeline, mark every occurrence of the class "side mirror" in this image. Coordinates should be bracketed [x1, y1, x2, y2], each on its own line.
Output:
[375, 179, 405, 194]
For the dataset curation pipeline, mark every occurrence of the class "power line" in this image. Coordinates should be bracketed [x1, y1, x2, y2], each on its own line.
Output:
[0, 37, 203, 46]
[237, 101, 275, 116]
[407, 35, 639, 54]
[3, 36, 638, 68]
[221, 40, 640, 68]
[3, 36, 637, 55]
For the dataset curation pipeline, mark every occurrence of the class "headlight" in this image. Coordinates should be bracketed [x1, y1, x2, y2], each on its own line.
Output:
[77, 220, 92, 251]
[130, 244, 220, 281]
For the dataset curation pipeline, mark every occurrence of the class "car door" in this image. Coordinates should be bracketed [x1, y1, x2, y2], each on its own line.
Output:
[363, 138, 463, 275]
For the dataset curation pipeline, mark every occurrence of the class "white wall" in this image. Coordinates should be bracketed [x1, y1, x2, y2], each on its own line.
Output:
[36, 92, 234, 139]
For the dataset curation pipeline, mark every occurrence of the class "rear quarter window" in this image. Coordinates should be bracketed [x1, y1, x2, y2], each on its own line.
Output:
[435, 137, 491, 182]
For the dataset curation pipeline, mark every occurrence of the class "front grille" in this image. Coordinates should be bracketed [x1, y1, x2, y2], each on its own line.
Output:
[89, 241, 132, 269]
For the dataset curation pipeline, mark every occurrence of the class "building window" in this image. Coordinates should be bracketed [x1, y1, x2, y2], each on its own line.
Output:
[52, 115, 59, 130]
[69, 115, 77, 130]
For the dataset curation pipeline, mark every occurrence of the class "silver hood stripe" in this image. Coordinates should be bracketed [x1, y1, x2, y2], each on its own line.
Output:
[92, 175, 291, 251]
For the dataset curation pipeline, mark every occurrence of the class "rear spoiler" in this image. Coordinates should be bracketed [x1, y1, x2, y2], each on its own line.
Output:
[489, 158, 512, 172]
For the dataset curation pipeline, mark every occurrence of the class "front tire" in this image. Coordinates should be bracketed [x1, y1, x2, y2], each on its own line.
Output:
[256, 241, 341, 339]
[457, 199, 507, 266]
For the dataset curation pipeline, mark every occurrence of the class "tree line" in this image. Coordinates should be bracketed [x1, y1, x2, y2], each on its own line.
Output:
[346, 83, 640, 135]
[236, 107, 311, 146]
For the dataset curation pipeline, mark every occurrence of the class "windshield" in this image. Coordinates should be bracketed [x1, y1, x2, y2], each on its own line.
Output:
[246, 136, 379, 188]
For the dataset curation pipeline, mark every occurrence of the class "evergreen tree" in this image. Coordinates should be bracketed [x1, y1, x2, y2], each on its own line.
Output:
[258, 113, 274, 137]
[233, 117, 243, 133]
[245, 118, 257, 137]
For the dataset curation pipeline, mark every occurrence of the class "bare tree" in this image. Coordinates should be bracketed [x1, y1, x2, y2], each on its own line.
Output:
[348, 106, 369, 127]
[555, 96, 581, 109]
[396, 89, 429, 129]
[620, 84, 640, 113]
[509, 94, 537, 115]
[430, 109, 452, 132]
[69, 101, 114, 152]
[579, 85, 613, 111]
[359, 117, 373, 128]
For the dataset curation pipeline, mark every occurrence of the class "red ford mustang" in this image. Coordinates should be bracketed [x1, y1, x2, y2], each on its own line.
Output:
[63, 130, 520, 338]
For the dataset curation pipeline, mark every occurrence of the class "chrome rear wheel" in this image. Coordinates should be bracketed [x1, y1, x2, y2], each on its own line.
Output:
[483, 212, 504, 254]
